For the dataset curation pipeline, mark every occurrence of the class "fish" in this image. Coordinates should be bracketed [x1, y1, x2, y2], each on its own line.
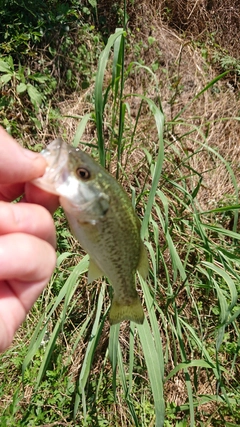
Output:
[33, 138, 148, 325]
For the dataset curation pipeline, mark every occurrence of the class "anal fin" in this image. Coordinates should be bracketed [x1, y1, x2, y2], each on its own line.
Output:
[88, 257, 104, 284]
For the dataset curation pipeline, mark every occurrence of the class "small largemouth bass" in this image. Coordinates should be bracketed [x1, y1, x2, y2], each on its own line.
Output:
[33, 138, 148, 324]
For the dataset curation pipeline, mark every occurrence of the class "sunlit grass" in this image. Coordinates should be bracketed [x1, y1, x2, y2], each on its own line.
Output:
[0, 8, 240, 427]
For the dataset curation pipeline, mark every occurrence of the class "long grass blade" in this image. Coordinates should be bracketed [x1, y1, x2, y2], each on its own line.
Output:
[95, 29, 124, 166]
[136, 319, 165, 427]
[74, 283, 106, 419]
[108, 323, 120, 399]
[36, 256, 89, 386]
[132, 96, 165, 239]
[72, 113, 92, 147]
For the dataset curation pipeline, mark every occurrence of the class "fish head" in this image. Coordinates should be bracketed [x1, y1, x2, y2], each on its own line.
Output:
[33, 138, 110, 224]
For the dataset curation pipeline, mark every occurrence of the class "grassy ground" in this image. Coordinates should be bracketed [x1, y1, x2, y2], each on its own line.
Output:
[0, 3, 240, 427]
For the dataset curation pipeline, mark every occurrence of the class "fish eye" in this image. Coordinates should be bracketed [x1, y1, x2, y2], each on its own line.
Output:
[76, 167, 91, 180]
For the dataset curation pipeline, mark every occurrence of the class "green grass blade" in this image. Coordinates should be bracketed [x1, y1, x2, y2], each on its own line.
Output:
[173, 308, 195, 426]
[117, 342, 139, 426]
[128, 322, 135, 394]
[202, 224, 240, 241]
[72, 113, 92, 147]
[202, 261, 238, 313]
[154, 197, 187, 283]
[22, 254, 88, 379]
[165, 359, 216, 381]
[116, 101, 127, 178]
[139, 276, 164, 377]
[112, 28, 124, 102]
[74, 282, 106, 419]
[136, 319, 165, 427]
[199, 204, 240, 215]
[95, 29, 124, 166]
[179, 319, 221, 379]
[36, 256, 89, 386]
[173, 70, 229, 120]
[108, 323, 120, 399]
[134, 97, 164, 239]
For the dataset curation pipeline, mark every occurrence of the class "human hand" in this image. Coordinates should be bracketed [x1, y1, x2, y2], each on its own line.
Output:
[0, 126, 59, 352]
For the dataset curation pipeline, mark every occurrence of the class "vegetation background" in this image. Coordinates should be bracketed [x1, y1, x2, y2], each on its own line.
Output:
[0, 1, 239, 426]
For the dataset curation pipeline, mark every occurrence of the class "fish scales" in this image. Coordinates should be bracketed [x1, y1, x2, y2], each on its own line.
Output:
[33, 138, 148, 324]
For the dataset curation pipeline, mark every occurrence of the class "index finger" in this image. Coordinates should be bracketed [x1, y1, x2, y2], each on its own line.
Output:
[0, 126, 47, 184]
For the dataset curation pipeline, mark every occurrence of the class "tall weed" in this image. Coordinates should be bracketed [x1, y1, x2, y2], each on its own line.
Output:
[1, 2, 239, 426]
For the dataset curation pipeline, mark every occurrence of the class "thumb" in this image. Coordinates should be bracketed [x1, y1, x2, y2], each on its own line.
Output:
[0, 126, 46, 184]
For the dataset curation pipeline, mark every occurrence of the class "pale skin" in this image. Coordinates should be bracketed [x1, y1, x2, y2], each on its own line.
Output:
[0, 126, 59, 352]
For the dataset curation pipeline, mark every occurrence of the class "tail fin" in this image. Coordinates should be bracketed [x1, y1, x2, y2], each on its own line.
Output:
[109, 296, 144, 325]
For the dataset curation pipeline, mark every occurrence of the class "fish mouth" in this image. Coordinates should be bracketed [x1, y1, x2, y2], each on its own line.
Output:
[32, 138, 70, 196]
[41, 138, 69, 184]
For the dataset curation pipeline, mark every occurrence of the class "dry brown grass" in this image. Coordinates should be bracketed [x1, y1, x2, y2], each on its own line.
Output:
[161, 0, 240, 58]
[59, 8, 239, 212]
[96, 0, 240, 58]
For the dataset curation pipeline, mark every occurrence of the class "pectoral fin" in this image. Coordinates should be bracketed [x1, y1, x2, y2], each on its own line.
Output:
[88, 258, 104, 283]
[137, 241, 149, 279]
